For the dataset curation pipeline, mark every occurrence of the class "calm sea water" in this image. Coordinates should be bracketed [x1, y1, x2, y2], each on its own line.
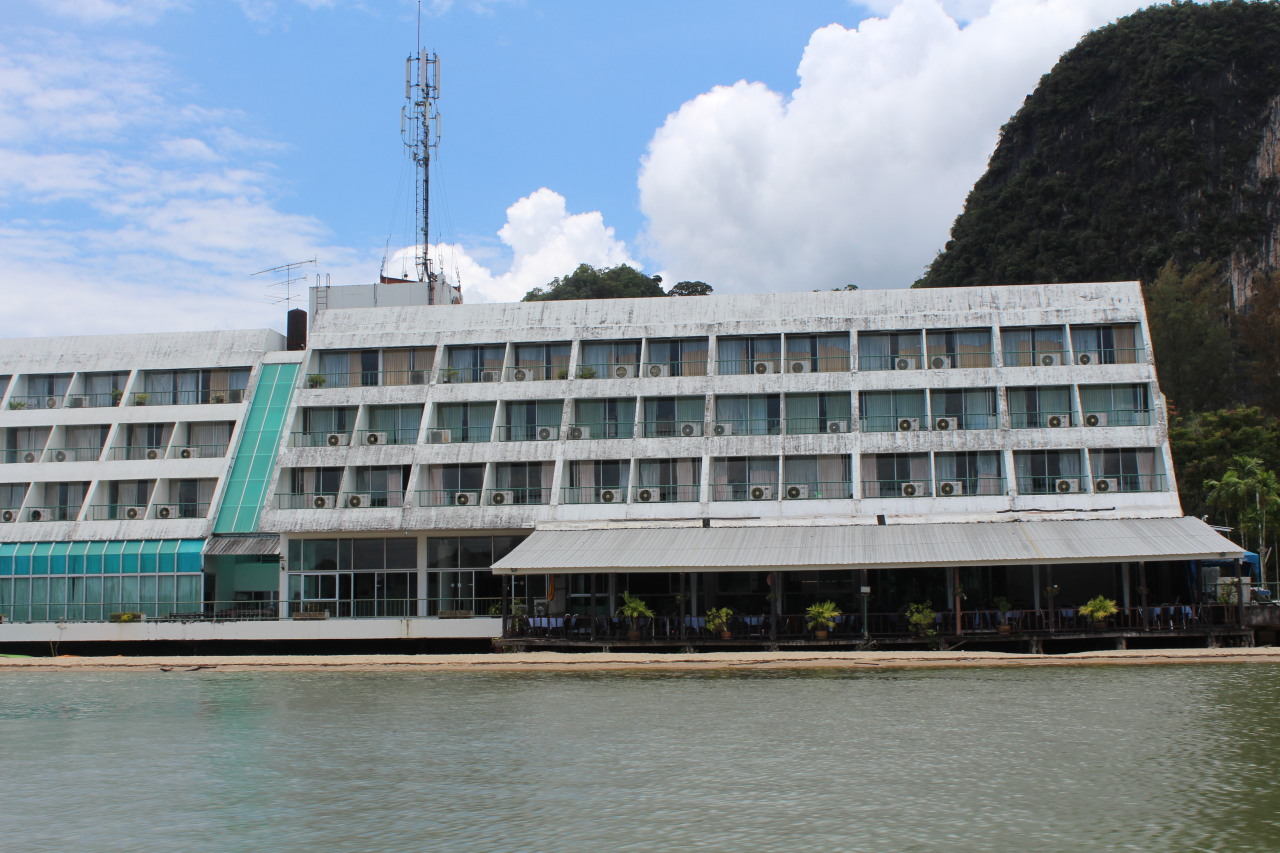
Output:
[3, 664, 1279, 852]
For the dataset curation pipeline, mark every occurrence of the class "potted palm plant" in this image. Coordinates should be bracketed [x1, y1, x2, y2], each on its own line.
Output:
[705, 606, 734, 639]
[1078, 595, 1118, 628]
[905, 601, 937, 637]
[805, 600, 842, 639]
[994, 596, 1013, 632]
[616, 591, 653, 641]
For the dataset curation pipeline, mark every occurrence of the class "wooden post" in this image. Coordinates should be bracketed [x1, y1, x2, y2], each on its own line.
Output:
[953, 566, 963, 637]
[679, 572, 687, 642]
[1139, 561, 1148, 630]
[771, 571, 781, 642]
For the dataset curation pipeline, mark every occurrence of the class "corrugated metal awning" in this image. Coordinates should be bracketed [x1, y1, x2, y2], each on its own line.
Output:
[491, 517, 1243, 575]
[203, 535, 282, 557]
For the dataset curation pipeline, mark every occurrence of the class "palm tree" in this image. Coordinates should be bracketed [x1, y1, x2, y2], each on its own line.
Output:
[1206, 455, 1280, 580]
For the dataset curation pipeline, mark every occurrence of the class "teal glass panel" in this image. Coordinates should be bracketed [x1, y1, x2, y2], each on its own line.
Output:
[85, 541, 106, 575]
[31, 542, 52, 576]
[14, 542, 35, 576]
[67, 541, 88, 576]
[177, 575, 201, 606]
[214, 362, 300, 533]
[139, 541, 158, 575]
[102, 541, 123, 575]
[177, 539, 203, 573]
[120, 576, 139, 607]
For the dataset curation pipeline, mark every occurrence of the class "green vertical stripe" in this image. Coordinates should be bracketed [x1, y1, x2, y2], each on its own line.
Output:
[213, 362, 299, 533]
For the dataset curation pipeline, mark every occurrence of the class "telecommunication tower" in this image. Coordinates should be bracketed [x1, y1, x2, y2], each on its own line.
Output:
[402, 50, 442, 297]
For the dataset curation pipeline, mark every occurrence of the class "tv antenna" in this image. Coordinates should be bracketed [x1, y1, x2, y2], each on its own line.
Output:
[402, 47, 441, 289]
[254, 258, 317, 308]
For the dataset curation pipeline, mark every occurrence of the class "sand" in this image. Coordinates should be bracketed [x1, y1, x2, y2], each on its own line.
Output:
[1, 646, 1278, 672]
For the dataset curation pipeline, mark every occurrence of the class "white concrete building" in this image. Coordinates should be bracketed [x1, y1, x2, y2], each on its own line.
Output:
[0, 282, 1245, 649]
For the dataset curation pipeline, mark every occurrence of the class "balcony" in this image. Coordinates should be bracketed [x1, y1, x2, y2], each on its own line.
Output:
[276, 492, 340, 510]
[711, 482, 780, 501]
[302, 369, 429, 389]
[169, 443, 227, 459]
[1080, 408, 1153, 428]
[22, 505, 81, 522]
[633, 484, 699, 503]
[640, 420, 704, 438]
[709, 418, 780, 437]
[780, 355, 850, 373]
[354, 428, 417, 447]
[566, 421, 634, 440]
[1016, 475, 1089, 496]
[438, 367, 502, 384]
[862, 479, 933, 498]
[130, 389, 243, 406]
[717, 357, 782, 376]
[639, 360, 708, 378]
[859, 353, 924, 372]
[108, 446, 168, 461]
[485, 487, 549, 506]
[44, 446, 103, 463]
[153, 502, 210, 519]
[860, 415, 928, 433]
[7, 395, 64, 410]
[932, 477, 1005, 497]
[1072, 346, 1145, 366]
[506, 364, 568, 382]
[2, 448, 44, 464]
[922, 351, 994, 369]
[64, 392, 122, 408]
[785, 417, 852, 435]
[417, 488, 484, 508]
[779, 481, 854, 500]
[424, 426, 490, 444]
[561, 485, 629, 505]
[338, 491, 405, 509]
[293, 430, 353, 448]
[496, 424, 560, 442]
[1010, 411, 1074, 429]
[86, 504, 148, 521]
[930, 413, 998, 431]
[1004, 348, 1070, 368]
[575, 362, 641, 380]
[1089, 473, 1167, 493]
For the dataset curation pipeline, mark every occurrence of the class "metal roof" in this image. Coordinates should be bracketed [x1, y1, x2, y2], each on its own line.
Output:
[203, 535, 282, 557]
[490, 517, 1243, 575]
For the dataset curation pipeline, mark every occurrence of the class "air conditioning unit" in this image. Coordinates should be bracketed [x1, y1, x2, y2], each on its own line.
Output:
[785, 484, 809, 500]
[68, 396, 84, 408]
[901, 481, 926, 497]
[894, 356, 918, 371]
[45, 396, 59, 409]
[490, 490, 515, 506]
[938, 481, 965, 497]
[427, 429, 451, 444]
[345, 493, 370, 508]
[310, 495, 333, 510]
[364, 431, 389, 446]
[147, 448, 161, 460]
[228, 389, 245, 403]
[1039, 353, 1059, 367]
[568, 426, 590, 440]
[788, 360, 810, 374]
[750, 484, 774, 500]
[326, 433, 350, 447]
[480, 370, 501, 383]
[179, 447, 201, 459]
[536, 426, 557, 440]
[613, 365, 637, 379]
[1095, 478, 1120, 493]
[156, 504, 179, 518]
[1084, 413, 1108, 427]
[637, 488, 661, 503]
[934, 417, 952, 431]
[930, 355, 952, 369]
[1054, 479, 1080, 494]
[647, 364, 670, 378]
[454, 491, 478, 506]
[53, 450, 67, 462]
[512, 368, 531, 381]
[680, 422, 701, 437]
[713, 422, 733, 436]
[29, 509, 43, 521]
[599, 488, 620, 503]
[22, 452, 36, 463]
[0, 509, 13, 523]
[827, 420, 848, 434]
[753, 360, 775, 375]
[125, 506, 141, 520]
[1046, 415, 1066, 428]
[1076, 352, 1098, 366]
[897, 417, 920, 432]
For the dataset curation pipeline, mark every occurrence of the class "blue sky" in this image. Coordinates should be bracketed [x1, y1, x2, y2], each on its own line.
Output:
[1, 0, 1170, 337]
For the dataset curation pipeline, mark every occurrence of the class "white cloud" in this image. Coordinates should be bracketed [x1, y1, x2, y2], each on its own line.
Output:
[384, 188, 640, 304]
[639, 0, 1168, 293]
[30, 0, 187, 25]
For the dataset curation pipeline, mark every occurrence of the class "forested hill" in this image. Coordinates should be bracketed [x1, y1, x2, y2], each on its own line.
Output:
[919, 0, 1280, 307]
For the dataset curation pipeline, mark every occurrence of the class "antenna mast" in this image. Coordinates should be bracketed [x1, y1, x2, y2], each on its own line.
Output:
[402, 49, 441, 292]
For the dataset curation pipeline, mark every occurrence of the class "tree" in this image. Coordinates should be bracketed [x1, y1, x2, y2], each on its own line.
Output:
[522, 264, 665, 302]
[1238, 270, 1280, 417]
[1169, 407, 1280, 520]
[1205, 455, 1280, 574]
[667, 281, 713, 297]
[1143, 261, 1234, 413]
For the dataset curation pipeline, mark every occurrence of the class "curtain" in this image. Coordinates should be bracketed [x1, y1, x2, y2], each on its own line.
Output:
[715, 396, 749, 432]
[383, 349, 412, 385]
[787, 394, 819, 433]
[860, 392, 894, 431]
[719, 338, 750, 374]
[190, 422, 228, 450]
[957, 329, 991, 367]
[858, 334, 892, 370]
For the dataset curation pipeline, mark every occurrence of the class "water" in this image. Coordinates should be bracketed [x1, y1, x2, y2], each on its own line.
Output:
[3, 665, 1280, 852]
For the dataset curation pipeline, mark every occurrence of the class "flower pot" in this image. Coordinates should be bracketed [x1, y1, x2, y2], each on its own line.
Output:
[627, 629, 642, 642]
[998, 624, 1011, 634]
[814, 629, 829, 640]
[720, 630, 732, 640]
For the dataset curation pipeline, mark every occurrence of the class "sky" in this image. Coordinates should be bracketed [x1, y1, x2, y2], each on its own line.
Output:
[1, 0, 1192, 338]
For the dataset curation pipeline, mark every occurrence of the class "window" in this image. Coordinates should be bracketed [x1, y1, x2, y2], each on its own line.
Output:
[860, 454, 930, 498]
[859, 391, 927, 432]
[422, 463, 485, 506]
[366, 405, 423, 444]
[1089, 448, 1163, 492]
[718, 336, 782, 375]
[1078, 384, 1151, 427]
[1007, 386, 1073, 428]
[926, 329, 992, 369]
[1013, 450, 1084, 494]
[934, 452, 1003, 496]
[642, 397, 706, 437]
[443, 345, 506, 383]
[298, 407, 357, 446]
[784, 334, 850, 373]
[1001, 326, 1066, 367]
[782, 455, 852, 499]
[500, 400, 563, 441]
[929, 388, 997, 430]
[711, 456, 779, 500]
[565, 460, 630, 503]
[645, 338, 708, 377]
[511, 343, 571, 381]
[572, 398, 636, 439]
[350, 466, 410, 507]
[1070, 324, 1143, 365]
[714, 395, 780, 435]
[636, 458, 701, 502]
[580, 340, 642, 378]
[785, 393, 852, 434]
[493, 462, 552, 505]
[858, 332, 923, 371]
[434, 402, 496, 443]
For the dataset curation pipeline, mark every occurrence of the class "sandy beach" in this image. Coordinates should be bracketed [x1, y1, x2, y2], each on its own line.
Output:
[1, 646, 1278, 672]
